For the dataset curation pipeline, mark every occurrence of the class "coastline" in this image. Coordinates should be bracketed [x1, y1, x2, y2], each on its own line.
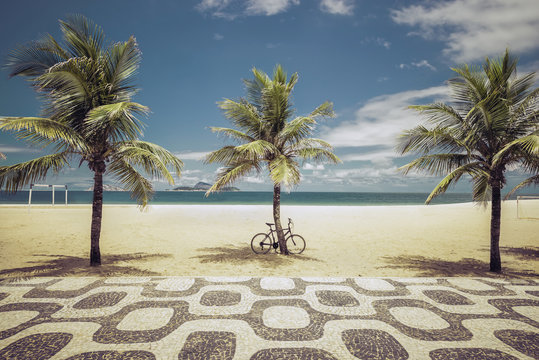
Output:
[0, 201, 537, 278]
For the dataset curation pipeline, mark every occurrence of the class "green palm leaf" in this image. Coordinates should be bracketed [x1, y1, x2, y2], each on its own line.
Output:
[107, 158, 154, 207]
[505, 174, 539, 199]
[269, 155, 300, 186]
[0, 152, 69, 192]
[115, 141, 182, 184]
[425, 162, 486, 204]
[0, 117, 86, 152]
[85, 102, 148, 142]
[207, 161, 259, 194]
[210, 127, 254, 143]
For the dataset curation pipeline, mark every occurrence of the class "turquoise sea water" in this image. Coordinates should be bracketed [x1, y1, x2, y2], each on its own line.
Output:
[0, 190, 478, 206]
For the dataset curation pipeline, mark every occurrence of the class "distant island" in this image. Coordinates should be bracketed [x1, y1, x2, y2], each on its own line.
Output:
[171, 182, 239, 192]
[86, 184, 126, 191]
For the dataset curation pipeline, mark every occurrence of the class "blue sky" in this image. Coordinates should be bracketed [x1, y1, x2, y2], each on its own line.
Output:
[0, 0, 538, 192]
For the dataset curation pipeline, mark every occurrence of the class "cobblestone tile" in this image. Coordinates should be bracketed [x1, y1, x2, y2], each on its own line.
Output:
[0, 276, 536, 359]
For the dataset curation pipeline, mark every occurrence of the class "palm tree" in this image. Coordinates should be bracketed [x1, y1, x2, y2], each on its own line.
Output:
[0, 16, 183, 266]
[205, 65, 340, 254]
[397, 50, 538, 273]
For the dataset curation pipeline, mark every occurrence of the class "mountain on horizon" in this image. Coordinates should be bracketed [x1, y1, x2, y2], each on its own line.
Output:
[172, 181, 239, 192]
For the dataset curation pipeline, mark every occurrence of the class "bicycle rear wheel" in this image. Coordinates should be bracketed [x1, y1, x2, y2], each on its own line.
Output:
[251, 233, 272, 254]
[286, 234, 306, 254]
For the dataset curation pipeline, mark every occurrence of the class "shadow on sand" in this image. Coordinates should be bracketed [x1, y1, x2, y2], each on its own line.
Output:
[380, 254, 538, 278]
[499, 246, 539, 261]
[192, 243, 322, 269]
[0, 253, 172, 279]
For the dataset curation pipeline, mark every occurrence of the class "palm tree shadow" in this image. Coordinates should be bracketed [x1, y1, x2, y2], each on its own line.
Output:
[0, 253, 172, 279]
[380, 255, 538, 278]
[499, 246, 539, 261]
[192, 243, 322, 269]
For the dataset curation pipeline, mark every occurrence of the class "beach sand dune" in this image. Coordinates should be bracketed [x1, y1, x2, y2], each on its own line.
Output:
[0, 201, 537, 278]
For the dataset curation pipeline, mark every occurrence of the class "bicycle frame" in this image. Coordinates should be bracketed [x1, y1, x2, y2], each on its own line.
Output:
[265, 219, 293, 247]
[251, 217, 305, 255]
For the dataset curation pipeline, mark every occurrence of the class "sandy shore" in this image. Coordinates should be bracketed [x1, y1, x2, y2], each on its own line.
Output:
[0, 201, 537, 278]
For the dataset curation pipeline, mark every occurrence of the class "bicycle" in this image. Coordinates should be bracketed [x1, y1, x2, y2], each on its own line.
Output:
[251, 218, 306, 254]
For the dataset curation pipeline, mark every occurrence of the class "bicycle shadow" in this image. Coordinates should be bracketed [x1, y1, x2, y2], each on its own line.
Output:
[191, 243, 322, 268]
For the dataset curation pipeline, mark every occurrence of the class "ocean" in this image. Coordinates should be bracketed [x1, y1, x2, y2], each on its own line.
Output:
[0, 190, 478, 206]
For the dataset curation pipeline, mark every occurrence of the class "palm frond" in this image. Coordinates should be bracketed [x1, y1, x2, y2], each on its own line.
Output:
[37, 57, 92, 103]
[60, 15, 104, 59]
[296, 147, 341, 164]
[409, 103, 465, 128]
[293, 138, 334, 150]
[107, 158, 153, 207]
[85, 102, 148, 142]
[205, 146, 241, 165]
[269, 155, 300, 186]
[235, 140, 278, 160]
[493, 133, 539, 166]
[505, 174, 539, 199]
[279, 116, 315, 144]
[0, 117, 87, 152]
[210, 127, 254, 143]
[115, 141, 182, 184]
[5, 34, 69, 78]
[206, 161, 259, 195]
[425, 162, 486, 204]
[104, 36, 140, 100]
[397, 125, 467, 155]
[0, 152, 69, 192]
[470, 170, 492, 204]
[399, 153, 474, 176]
[218, 99, 262, 134]
[310, 101, 335, 118]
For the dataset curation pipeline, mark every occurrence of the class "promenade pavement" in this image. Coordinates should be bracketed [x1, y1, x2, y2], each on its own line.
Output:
[0, 276, 537, 359]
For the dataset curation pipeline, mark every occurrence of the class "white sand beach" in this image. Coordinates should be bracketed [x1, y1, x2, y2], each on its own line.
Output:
[0, 201, 537, 278]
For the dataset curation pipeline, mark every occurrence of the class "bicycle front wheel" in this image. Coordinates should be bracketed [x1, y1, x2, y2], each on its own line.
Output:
[286, 234, 306, 254]
[251, 233, 272, 254]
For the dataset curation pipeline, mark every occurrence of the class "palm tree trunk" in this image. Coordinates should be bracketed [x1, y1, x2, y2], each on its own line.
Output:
[273, 183, 289, 255]
[490, 184, 502, 272]
[90, 167, 104, 266]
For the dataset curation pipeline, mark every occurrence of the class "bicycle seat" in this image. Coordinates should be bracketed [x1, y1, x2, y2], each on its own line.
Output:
[266, 223, 274, 226]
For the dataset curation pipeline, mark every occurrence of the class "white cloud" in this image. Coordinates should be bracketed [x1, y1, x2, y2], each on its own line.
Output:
[0, 144, 41, 153]
[182, 169, 202, 175]
[246, 0, 299, 15]
[196, 0, 299, 18]
[361, 37, 391, 49]
[213, 33, 224, 40]
[391, 0, 539, 62]
[412, 60, 436, 71]
[320, 0, 354, 15]
[303, 163, 325, 170]
[323, 86, 449, 148]
[175, 151, 210, 161]
[340, 149, 401, 166]
[244, 176, 265, 183]
[399, 60, 436, 71]
[195, 0, 239, 19]
[197, 0, 230, 11]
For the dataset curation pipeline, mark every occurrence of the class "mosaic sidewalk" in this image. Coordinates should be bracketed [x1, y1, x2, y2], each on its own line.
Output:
[0, 277, 538, 359]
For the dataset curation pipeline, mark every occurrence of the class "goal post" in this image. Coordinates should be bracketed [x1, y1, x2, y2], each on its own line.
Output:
[516, 195, 539, 219]
[28, 184, 68, 207]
